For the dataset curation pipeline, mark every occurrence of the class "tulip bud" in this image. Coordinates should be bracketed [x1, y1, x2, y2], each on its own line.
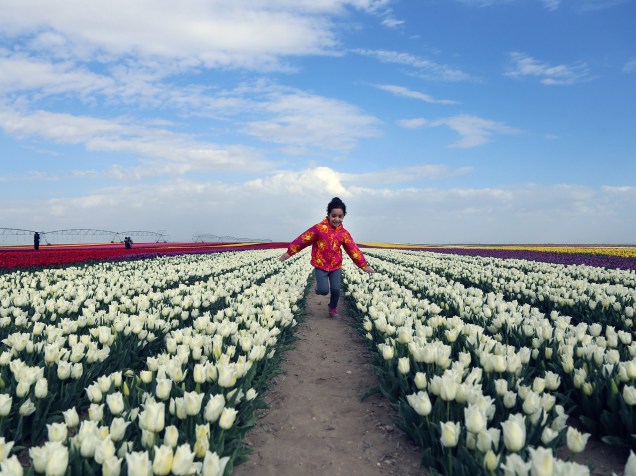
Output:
[88, 403, 104, 422]
[529, 446, 554, 476]
[109, 417, 130, 442]
[152, 445, 174, 476]
[86, 383, 102, 403]
[484, 450, 499, 471]
[397, 357, 410, 375]
[503, 391, 517, 409]
[57, 361, 71, 380]
[125, 452, 152, 476]
[219, 407, 238, 430]
[566, 427, 590, 453]
[624, 451, 636, 476]
[202, 451, 230, 476]
[541, 427, 558, 445]
[381, 344, 394, 361]
[47, 422, 68, 443]
[164, 425, 180, 448]
[0, 394, 12, 417]
[406, 391, 432, 417]
[172, 444, 197, 476]
[440, 421, 461, 448]
[63, 407, 79, 427]
[623, 385, 636, 405]
[414, 372, 427, 390]
[97, 375, 112, 393]
[501, 413, 526, 452]
[193, 364, 206, 384]
[464, 404, 486, 434]
[140, 370, 153, 384]
[34, 378, 48, 399]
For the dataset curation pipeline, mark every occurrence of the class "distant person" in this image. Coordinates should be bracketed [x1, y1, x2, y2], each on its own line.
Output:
[34, 232, 40, 250]
[124, 236, 133, 249]
[279, 197, 375, 318]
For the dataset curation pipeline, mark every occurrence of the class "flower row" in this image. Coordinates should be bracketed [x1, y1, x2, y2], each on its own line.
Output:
[342, 249, 636, 475]
[0, 249, 311, 475]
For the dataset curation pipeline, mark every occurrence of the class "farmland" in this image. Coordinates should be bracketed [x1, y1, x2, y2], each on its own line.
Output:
[0, 244, 635, 475]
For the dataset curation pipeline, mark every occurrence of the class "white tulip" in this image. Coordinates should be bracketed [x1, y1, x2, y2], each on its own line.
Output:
[501, 413, 526, 452]
[566, 426, 590, 453]
[440, 421, 461, 448]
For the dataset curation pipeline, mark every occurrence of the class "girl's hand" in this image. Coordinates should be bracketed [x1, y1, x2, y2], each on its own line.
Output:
[279, 252, 291, 261]
[363, 266, 376, 274]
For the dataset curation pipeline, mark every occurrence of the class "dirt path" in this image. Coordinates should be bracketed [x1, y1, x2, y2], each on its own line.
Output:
[234, 289, 425, 476]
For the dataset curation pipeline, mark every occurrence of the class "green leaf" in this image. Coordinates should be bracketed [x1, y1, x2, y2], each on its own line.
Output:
[601, 435, 629, 447]
[579, 415, 598, 433]
[360, 385, 381, 401]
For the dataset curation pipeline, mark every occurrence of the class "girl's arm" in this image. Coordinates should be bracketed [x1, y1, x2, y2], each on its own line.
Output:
[341, 231, 375, 273]
[280, 224, 319, 261]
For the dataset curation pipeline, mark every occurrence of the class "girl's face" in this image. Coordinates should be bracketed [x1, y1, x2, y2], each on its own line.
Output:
[328, 208, 344, 228]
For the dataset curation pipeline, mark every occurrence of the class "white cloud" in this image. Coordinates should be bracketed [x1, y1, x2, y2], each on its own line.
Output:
[376, 4, 405, 28]
[397, 114, 520, 148]
[457, 0, 626, 11]
[0, 106, 274, 174]
[353, 49, 471, 81]
[0, 171, 60, 183]
[374, 84, 458, 105]
[397, 118, 428, 129]
[240, 91, 382, 151]
[3, 169, 633, 244]
[542, 0, 561, 11]
[0, 50, 115, 96]
[602, 185, 636, 194]
[578, 0, 629, 12]
[0, 66, 382, 155]
[624, 57, 636, 74]
[0, 49, 261, 112]
[505, 52, 591, 85]
[455, 0, 515, 6]
[0, 0, 391, 72]
[381, 16, 405, 28]
[341, 164, 473, 184]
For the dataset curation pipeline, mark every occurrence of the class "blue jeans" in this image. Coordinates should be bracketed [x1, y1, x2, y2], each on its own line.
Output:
[315, 268, 341, 310]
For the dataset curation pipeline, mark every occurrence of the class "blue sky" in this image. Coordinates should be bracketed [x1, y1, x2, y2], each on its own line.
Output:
[1, 0, 634, 244]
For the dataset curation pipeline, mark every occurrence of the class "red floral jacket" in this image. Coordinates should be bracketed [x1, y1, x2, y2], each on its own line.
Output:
[286, 217, 368, 271]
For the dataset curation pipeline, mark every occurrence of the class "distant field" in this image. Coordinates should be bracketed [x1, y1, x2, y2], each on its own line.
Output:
[0, 241, 288, 269]
[2, 241, 635, 270]
[361, 243, 636, 257]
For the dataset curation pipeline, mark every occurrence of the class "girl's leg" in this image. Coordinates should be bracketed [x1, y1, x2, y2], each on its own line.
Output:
[314, 268, 330, 295]
[328, 269, 342, 310]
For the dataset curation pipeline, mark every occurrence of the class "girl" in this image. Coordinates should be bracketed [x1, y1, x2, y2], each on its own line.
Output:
[279, 197, 375, 318]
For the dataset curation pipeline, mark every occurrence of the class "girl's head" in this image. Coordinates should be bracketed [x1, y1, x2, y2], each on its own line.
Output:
[327, 197, 346, 228]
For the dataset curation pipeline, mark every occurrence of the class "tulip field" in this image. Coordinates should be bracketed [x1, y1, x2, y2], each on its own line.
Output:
[343, 248, 636, 475]
[0, 243, 636, 475]
[0, 248, 311, 475]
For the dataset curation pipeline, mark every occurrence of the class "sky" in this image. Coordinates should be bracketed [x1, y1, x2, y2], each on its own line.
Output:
[1, 0, 635, 245]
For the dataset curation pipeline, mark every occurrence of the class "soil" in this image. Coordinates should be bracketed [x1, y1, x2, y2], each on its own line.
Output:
[234, 288, 631, 476]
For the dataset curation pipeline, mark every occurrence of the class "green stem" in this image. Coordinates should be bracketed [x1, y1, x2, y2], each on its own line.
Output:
[14, 415, 23, 442]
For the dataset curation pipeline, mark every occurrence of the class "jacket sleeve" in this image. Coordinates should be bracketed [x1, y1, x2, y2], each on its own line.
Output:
[286, 224, 319, 256]
[341, 231, 368, 268]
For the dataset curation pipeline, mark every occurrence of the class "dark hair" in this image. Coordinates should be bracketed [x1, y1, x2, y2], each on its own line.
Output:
[327, 197, 346, 216]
